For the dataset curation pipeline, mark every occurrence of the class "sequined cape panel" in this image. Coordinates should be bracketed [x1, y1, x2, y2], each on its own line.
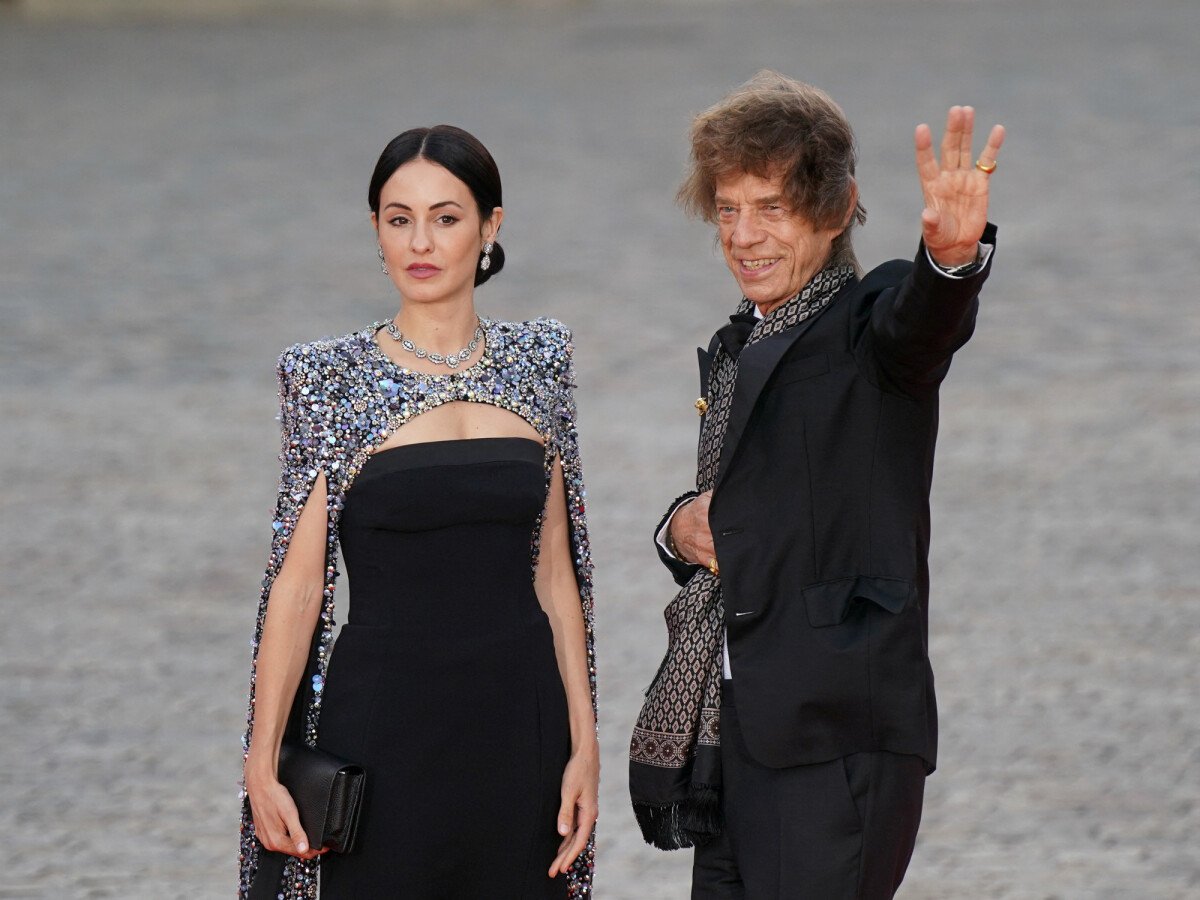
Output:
[237, 317, 597, 898]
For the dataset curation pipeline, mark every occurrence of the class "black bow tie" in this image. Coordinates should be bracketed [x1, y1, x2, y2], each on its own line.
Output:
[716, 312, 759, 360]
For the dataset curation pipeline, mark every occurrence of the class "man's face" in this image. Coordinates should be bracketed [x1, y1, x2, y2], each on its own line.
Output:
[715, 171, 842, 315]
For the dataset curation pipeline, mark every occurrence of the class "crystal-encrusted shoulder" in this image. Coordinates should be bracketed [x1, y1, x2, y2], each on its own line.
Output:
[240, 312, 595, 900]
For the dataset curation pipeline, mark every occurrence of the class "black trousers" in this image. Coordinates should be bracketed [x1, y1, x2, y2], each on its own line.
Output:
[692, 682, 926, 899]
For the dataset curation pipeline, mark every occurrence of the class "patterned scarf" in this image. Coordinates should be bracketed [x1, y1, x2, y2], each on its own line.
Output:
[629, 264, 855, 849]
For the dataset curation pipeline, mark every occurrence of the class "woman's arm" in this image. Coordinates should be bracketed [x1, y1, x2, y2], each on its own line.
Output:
[243, 473, 329, 861]
[534, 457, 600, 878]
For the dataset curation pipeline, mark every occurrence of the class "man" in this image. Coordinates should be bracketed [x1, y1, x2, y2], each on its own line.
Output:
[629, 71, 1004, 898]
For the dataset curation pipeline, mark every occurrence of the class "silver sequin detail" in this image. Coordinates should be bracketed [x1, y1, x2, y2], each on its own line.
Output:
[238, 317, 597, 898]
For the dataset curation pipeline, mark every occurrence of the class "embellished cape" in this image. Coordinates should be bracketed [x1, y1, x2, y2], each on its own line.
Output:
[238, 317, 597, 898]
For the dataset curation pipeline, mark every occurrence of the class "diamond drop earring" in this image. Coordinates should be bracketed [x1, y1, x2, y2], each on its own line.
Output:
[378, 245, 388, 275]
[480, 241, 494, 272]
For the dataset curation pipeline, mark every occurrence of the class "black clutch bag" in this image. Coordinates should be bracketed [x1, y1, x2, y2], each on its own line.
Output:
[248, 629, 365, 900]
[277, 738, 365, 854]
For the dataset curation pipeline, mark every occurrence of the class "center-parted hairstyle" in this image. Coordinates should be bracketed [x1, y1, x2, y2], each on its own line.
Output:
[678, 70, 867, 272]
[369, 125, 506, 287]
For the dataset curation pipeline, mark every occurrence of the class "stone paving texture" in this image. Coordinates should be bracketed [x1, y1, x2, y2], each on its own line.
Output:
[2, 1, 1198, 897]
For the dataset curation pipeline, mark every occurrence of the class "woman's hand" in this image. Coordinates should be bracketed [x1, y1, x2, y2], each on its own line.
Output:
[245, 756, 325, 861]
[549, 739, 600, 877]
[914, 106, 1005, 267]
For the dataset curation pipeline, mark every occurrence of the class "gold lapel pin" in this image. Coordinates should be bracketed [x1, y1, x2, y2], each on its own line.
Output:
[695, 397, 709, 416]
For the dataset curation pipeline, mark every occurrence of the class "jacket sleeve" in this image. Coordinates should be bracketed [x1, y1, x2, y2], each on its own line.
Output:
[864, 223, 997, 393]
[654, 491, 703, 586]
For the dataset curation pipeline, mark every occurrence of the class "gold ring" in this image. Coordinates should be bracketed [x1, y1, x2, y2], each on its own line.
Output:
[975, 159, 997, 174]
[706, 557, 719, 577]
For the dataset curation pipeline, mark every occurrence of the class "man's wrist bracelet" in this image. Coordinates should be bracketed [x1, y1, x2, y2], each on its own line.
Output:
[665, 530, 681, 559]
[936, 249, 982, 276]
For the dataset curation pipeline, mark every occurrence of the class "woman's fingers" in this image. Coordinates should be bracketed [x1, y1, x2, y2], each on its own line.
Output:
[548, 801, 597, 877]
[556, 793, 573, 838]
[565, 805, 597, 867]
[258, 794, 316, 859]
[549, 791, 575, 876]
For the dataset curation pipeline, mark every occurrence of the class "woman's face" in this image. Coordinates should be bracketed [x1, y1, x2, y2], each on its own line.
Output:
[373, 158, 501, 305]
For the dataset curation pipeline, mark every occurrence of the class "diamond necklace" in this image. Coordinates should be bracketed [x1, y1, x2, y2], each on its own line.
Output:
[383, 319, 484, 370]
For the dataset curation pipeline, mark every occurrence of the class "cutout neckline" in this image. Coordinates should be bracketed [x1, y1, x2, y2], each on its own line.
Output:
[368, 436, 544, 460]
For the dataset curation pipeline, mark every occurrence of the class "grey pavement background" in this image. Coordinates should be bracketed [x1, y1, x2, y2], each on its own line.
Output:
[2, 1, 1198, 897]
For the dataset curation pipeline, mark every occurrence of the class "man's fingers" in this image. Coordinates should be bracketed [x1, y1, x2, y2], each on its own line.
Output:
[675, 493, 716, 566]
[914, 123, 939, 186]
[958, 106, 975, 168]
[976, 124, 1006, 170]
[920, 208, 944, 248]
[939, 106, 964, 170]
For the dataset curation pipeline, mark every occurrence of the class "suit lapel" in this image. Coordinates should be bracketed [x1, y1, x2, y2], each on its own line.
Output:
[713, 298, 836, 489]
[697, 333, 720, 397]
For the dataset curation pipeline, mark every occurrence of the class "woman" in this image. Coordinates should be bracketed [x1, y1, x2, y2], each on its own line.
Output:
[238, 125, 598, 899]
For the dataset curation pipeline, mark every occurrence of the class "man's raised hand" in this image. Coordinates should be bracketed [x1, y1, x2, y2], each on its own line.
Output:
[914, 106, 1005, 267]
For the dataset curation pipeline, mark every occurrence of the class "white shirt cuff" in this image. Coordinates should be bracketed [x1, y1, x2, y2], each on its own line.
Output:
[926, 241, 994, 278]
[655, 495, 697, 560]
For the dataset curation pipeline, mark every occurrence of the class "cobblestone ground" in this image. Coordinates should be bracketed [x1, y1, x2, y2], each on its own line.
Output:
[2, 1, 1198, 897]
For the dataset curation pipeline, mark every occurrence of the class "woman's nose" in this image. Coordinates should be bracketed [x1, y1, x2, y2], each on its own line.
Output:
[410, 222, 433, 252]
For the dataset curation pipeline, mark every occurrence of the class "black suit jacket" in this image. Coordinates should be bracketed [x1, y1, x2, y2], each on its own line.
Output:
[656, 228, 996, 772]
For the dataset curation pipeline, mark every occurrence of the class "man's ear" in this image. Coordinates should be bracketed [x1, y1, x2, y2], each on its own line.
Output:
[842, 181, 860, 230]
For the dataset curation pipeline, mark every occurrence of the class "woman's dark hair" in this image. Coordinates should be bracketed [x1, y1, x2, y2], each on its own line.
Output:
[369, 125, 505, 286]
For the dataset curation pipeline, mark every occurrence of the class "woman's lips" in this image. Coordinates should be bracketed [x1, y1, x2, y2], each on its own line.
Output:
[406, 264, 441, 279]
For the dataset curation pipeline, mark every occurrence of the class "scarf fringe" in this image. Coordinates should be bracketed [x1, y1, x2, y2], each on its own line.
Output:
[633, 783, 722, 851]
[681, 783, 722, 841]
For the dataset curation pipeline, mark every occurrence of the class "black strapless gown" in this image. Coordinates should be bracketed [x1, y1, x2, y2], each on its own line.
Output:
[316, 438, 570, 899]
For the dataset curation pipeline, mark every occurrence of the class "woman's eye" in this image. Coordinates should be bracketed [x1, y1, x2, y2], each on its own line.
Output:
[437, 214, 458, 225]
[388, 216, 409, 227]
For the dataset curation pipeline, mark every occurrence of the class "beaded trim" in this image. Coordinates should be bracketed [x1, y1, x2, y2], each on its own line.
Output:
[238, 317, 597, 898]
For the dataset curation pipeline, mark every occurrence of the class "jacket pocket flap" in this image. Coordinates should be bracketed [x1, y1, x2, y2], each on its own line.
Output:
[774, 352, 830, 386]
[802, 576, 916, 627]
